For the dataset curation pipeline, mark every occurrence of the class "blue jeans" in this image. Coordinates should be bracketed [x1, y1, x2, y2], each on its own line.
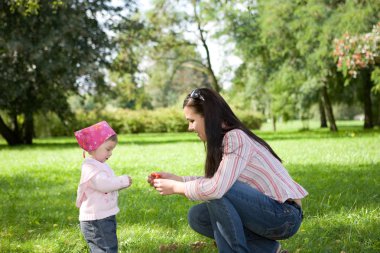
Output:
[188, 181, 303, 253]
[80, 215, 118, 253]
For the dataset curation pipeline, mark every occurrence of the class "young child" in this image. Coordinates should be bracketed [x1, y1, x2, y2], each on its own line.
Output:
[74, 121, 132, 253]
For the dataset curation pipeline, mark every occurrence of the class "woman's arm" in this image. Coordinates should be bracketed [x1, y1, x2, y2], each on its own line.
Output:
[152, 131, 250, 198]
[184, 130, 250, 200]
[148, 171, 206, 195]
[147, 172, 185, 195]
[147, 171, 183, 186]
[153, 179, 186, 196]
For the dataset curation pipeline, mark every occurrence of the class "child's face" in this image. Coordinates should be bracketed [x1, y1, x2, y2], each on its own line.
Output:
[89, 140, 117, 163]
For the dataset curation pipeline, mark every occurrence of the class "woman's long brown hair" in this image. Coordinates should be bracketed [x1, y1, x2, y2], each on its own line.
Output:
[183, 88, 282, 178]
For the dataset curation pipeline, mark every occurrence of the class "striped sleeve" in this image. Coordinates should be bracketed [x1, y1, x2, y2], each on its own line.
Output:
[182, 176, 202, 182]
[184, 130, 250, 201]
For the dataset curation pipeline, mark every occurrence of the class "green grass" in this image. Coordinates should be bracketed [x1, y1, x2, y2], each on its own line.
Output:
[0, 121, 379, 252]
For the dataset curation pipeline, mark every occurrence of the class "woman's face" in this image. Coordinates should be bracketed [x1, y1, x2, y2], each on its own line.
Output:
[184, 106, 206, 141]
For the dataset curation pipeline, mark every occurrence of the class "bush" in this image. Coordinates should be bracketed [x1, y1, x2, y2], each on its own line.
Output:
[34, 112, 73, 137]
[33, 107, 263, 137]
[235, 110, 264, 130]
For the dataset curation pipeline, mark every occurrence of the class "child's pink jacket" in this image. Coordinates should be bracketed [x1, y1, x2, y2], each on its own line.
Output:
[76, 158, 130, 221]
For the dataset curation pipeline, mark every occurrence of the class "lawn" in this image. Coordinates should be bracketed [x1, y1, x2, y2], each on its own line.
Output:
[0, 121, 379, 252]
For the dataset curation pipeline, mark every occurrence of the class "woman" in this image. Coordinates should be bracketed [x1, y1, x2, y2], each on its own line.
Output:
[148, 88, 308, 253]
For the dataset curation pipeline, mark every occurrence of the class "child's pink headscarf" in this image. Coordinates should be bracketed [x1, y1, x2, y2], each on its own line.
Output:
[74, 121, 116, 152]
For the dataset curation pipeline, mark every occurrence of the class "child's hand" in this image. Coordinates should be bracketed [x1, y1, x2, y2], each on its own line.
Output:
[120, 175, 132, 189]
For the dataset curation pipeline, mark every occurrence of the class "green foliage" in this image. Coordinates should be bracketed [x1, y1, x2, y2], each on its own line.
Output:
[74, 108, 189, 134]
[32, 107, 263, 137]
[334, 22, 380, 78]
[235, 109, 265, 130]
[4, 0, 380, 146]
[0, 0, 135, 145]
[371, 67, 380, 93]
[113, 0, 222, 108]
[6, 0, 64, 16]
[0, 122, 379, 252]
[108, 72, 153, 110]
[109, 13, 153, 109]
[223, 0, 380, 125]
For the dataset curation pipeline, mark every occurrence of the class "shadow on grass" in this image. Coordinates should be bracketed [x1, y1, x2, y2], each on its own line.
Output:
[0, 136, 200, 150]
[0, 171, 78, 239]
[287, 162, 380, 217]
[1, 126, 379, 150]
[0, 160, 379, 252]
[256, 127, 380, 141]
[284, 219, 380, 253]
[118, 162, 380, 229]
[1, 161, 379, 230]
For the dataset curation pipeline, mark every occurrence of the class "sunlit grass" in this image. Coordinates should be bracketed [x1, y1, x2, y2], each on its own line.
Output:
[0, 121, 379, 252]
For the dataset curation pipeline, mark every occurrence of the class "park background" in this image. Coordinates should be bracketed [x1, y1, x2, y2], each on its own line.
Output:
[0, 0, 379, 252]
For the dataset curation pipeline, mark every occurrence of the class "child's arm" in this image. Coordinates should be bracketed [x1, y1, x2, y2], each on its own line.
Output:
[90, 172, 131, 193]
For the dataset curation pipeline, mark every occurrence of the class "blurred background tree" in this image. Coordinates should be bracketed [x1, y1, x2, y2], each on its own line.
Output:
[1, 0, 379, 145]
[0, 0, 136, 144]
[334, 22, 380, 128]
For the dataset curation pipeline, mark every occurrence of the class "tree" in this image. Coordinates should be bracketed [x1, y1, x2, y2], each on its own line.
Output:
[334, 22, 380, 127]
[220, 0, 315, 130]
[109, 14, 153, 109]
[0, 0, 135, 145]
[1, 0, 56, 15]
[221, 0, 379, 131]
[113, 0, 223, 108]
[191, 0, 221, 92]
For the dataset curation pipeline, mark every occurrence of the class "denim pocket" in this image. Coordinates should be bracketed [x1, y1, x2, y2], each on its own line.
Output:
[262, 203, 302, 240]
[263, 221, 296, 240]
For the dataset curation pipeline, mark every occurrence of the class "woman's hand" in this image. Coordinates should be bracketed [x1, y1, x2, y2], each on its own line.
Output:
[147, 172, 183, 186]
[153, 179, 185, 196]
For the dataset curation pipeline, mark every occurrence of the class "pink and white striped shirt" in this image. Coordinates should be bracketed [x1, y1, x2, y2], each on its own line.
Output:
[183, 129, 308, 203]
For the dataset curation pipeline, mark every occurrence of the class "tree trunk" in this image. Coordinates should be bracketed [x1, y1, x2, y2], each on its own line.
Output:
[360, 68, 374, 129]
[272, 115, 277, 132]
[319, 96, 328, 128]
[0, 116, 22, 145]
[321, 84, 338, 132]
[24, 111, 34, 144]
[192, 0, 221, 92]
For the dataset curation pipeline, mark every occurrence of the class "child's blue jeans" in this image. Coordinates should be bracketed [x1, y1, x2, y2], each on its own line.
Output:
[80, 215, 118, 253]
[188, 181, 303, 253]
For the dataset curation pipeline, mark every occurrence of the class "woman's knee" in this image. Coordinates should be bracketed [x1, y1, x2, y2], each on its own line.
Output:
[187, 203, 214, 238]
[188, 204, 208, 227]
